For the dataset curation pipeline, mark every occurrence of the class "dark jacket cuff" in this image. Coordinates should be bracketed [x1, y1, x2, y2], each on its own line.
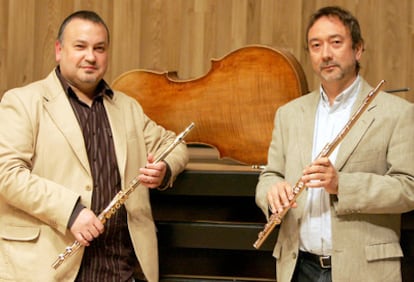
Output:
[67, 199, 86, 228]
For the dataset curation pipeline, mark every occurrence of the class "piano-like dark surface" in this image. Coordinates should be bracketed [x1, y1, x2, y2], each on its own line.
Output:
[151, 146, 276, 281]
[150, 146, 414, 282]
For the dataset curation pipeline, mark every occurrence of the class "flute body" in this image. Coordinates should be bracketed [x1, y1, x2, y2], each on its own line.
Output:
[52, 122, 194, 269]
[253, 80, 385, 249]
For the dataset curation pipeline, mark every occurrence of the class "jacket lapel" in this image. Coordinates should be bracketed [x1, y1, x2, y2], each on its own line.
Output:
[299, 92, 320, 167]
[41, 71, 129, 180]
[43, 85, 91, 175]
[335, 80, 376, 170]
[103, 94, 128, 183]
[295, 91, 320, 217]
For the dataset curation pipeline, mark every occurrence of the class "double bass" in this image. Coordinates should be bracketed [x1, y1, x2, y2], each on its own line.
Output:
[112, 45, 308, 166]
[111, 45, 309, 280]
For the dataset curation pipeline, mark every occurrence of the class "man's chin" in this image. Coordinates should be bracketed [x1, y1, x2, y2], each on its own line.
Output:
[80, 75, 99, 84]
[320, 72, 344, 83]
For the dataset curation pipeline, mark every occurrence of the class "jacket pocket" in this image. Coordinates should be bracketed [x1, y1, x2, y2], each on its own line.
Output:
[365, 242, 403, 262]
[0, 225, 40, 241]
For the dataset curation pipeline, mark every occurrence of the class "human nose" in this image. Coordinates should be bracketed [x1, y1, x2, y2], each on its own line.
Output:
[321, 44, 332, 60]
[85, 48, 96, 62]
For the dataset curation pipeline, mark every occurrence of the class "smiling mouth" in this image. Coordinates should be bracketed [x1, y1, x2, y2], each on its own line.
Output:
[81, 65, 97, 71]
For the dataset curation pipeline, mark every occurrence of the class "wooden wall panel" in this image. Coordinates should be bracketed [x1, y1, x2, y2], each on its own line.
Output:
[0, 0, 8, 96]
[0, 0, 412, 102]
[7, 0, 36, 88]
[33, 0, 61, 80]
[111, 0, 143, 78]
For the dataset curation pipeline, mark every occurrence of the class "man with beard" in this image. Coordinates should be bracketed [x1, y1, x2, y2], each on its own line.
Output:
[255, 6, 414, 282]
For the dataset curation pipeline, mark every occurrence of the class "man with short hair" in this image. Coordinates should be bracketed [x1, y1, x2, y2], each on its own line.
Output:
[0, 10, 189, 282]
[256, 6, 414, 282]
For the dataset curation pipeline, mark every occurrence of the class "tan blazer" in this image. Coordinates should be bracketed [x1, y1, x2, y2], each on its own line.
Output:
[0, 70, 189, 282]
[256, 79, 414, 282]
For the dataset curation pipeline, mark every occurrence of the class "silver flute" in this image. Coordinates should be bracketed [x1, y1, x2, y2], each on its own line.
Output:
[52, 122, 194, 269]
[253, 80, 385, 249]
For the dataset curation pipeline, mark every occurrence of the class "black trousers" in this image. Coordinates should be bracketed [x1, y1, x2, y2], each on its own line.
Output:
[291, 252, 332, 282]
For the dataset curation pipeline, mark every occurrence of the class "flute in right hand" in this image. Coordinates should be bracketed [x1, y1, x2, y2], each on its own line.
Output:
[253, 80, 385, 249]
[51, 122, 195, 269]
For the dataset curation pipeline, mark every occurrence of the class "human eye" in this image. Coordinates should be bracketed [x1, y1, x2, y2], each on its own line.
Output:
[309, 41, 321, 51]
[94, 45, 106, 53]
[73, 42, 86, 50]
[331, 38, 343, 47]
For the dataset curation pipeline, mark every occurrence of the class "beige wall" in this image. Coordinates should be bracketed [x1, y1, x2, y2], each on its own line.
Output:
[1, 0, 413, 102]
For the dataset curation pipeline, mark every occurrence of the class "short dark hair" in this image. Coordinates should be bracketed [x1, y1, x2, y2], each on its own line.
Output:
[57, 10, 110, 44]
[305, 6, 364, 72]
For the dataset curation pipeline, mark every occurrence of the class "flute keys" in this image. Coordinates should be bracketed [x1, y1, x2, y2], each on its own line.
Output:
[52, 254, 65, 269]
[293, 182, 304, 194]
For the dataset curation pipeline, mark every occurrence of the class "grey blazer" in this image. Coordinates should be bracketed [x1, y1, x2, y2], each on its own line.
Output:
[0, 70, 189, 282]
[256, 79, 414, 282]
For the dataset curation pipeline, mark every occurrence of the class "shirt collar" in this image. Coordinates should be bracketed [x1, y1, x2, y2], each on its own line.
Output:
[319, 75, 361, 111]
[55, 66, 114, 100]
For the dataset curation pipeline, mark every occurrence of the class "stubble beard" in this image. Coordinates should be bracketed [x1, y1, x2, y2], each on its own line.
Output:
[319, 60, 357, 84]
[320, 68, 345, 83]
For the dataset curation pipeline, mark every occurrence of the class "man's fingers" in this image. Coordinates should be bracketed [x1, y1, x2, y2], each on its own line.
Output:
[77, 232, 90, 246]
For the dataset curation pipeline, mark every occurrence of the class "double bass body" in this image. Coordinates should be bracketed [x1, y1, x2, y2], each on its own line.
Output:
[112, 45, 308, 165]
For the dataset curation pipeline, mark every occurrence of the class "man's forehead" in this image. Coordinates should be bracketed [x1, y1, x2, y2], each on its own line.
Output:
[308, 16, 349, 40]
[63, 19, 108, 42]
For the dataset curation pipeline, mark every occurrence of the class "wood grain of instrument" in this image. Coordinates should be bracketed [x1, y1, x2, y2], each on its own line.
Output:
[112, 45, 309, 165]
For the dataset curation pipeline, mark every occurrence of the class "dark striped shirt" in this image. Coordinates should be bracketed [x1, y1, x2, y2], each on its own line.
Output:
[56, 68, 138, 281]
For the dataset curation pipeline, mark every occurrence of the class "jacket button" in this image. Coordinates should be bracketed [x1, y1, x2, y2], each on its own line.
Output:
[292, 252, 297, 259]
[85, 185, 92, 191]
